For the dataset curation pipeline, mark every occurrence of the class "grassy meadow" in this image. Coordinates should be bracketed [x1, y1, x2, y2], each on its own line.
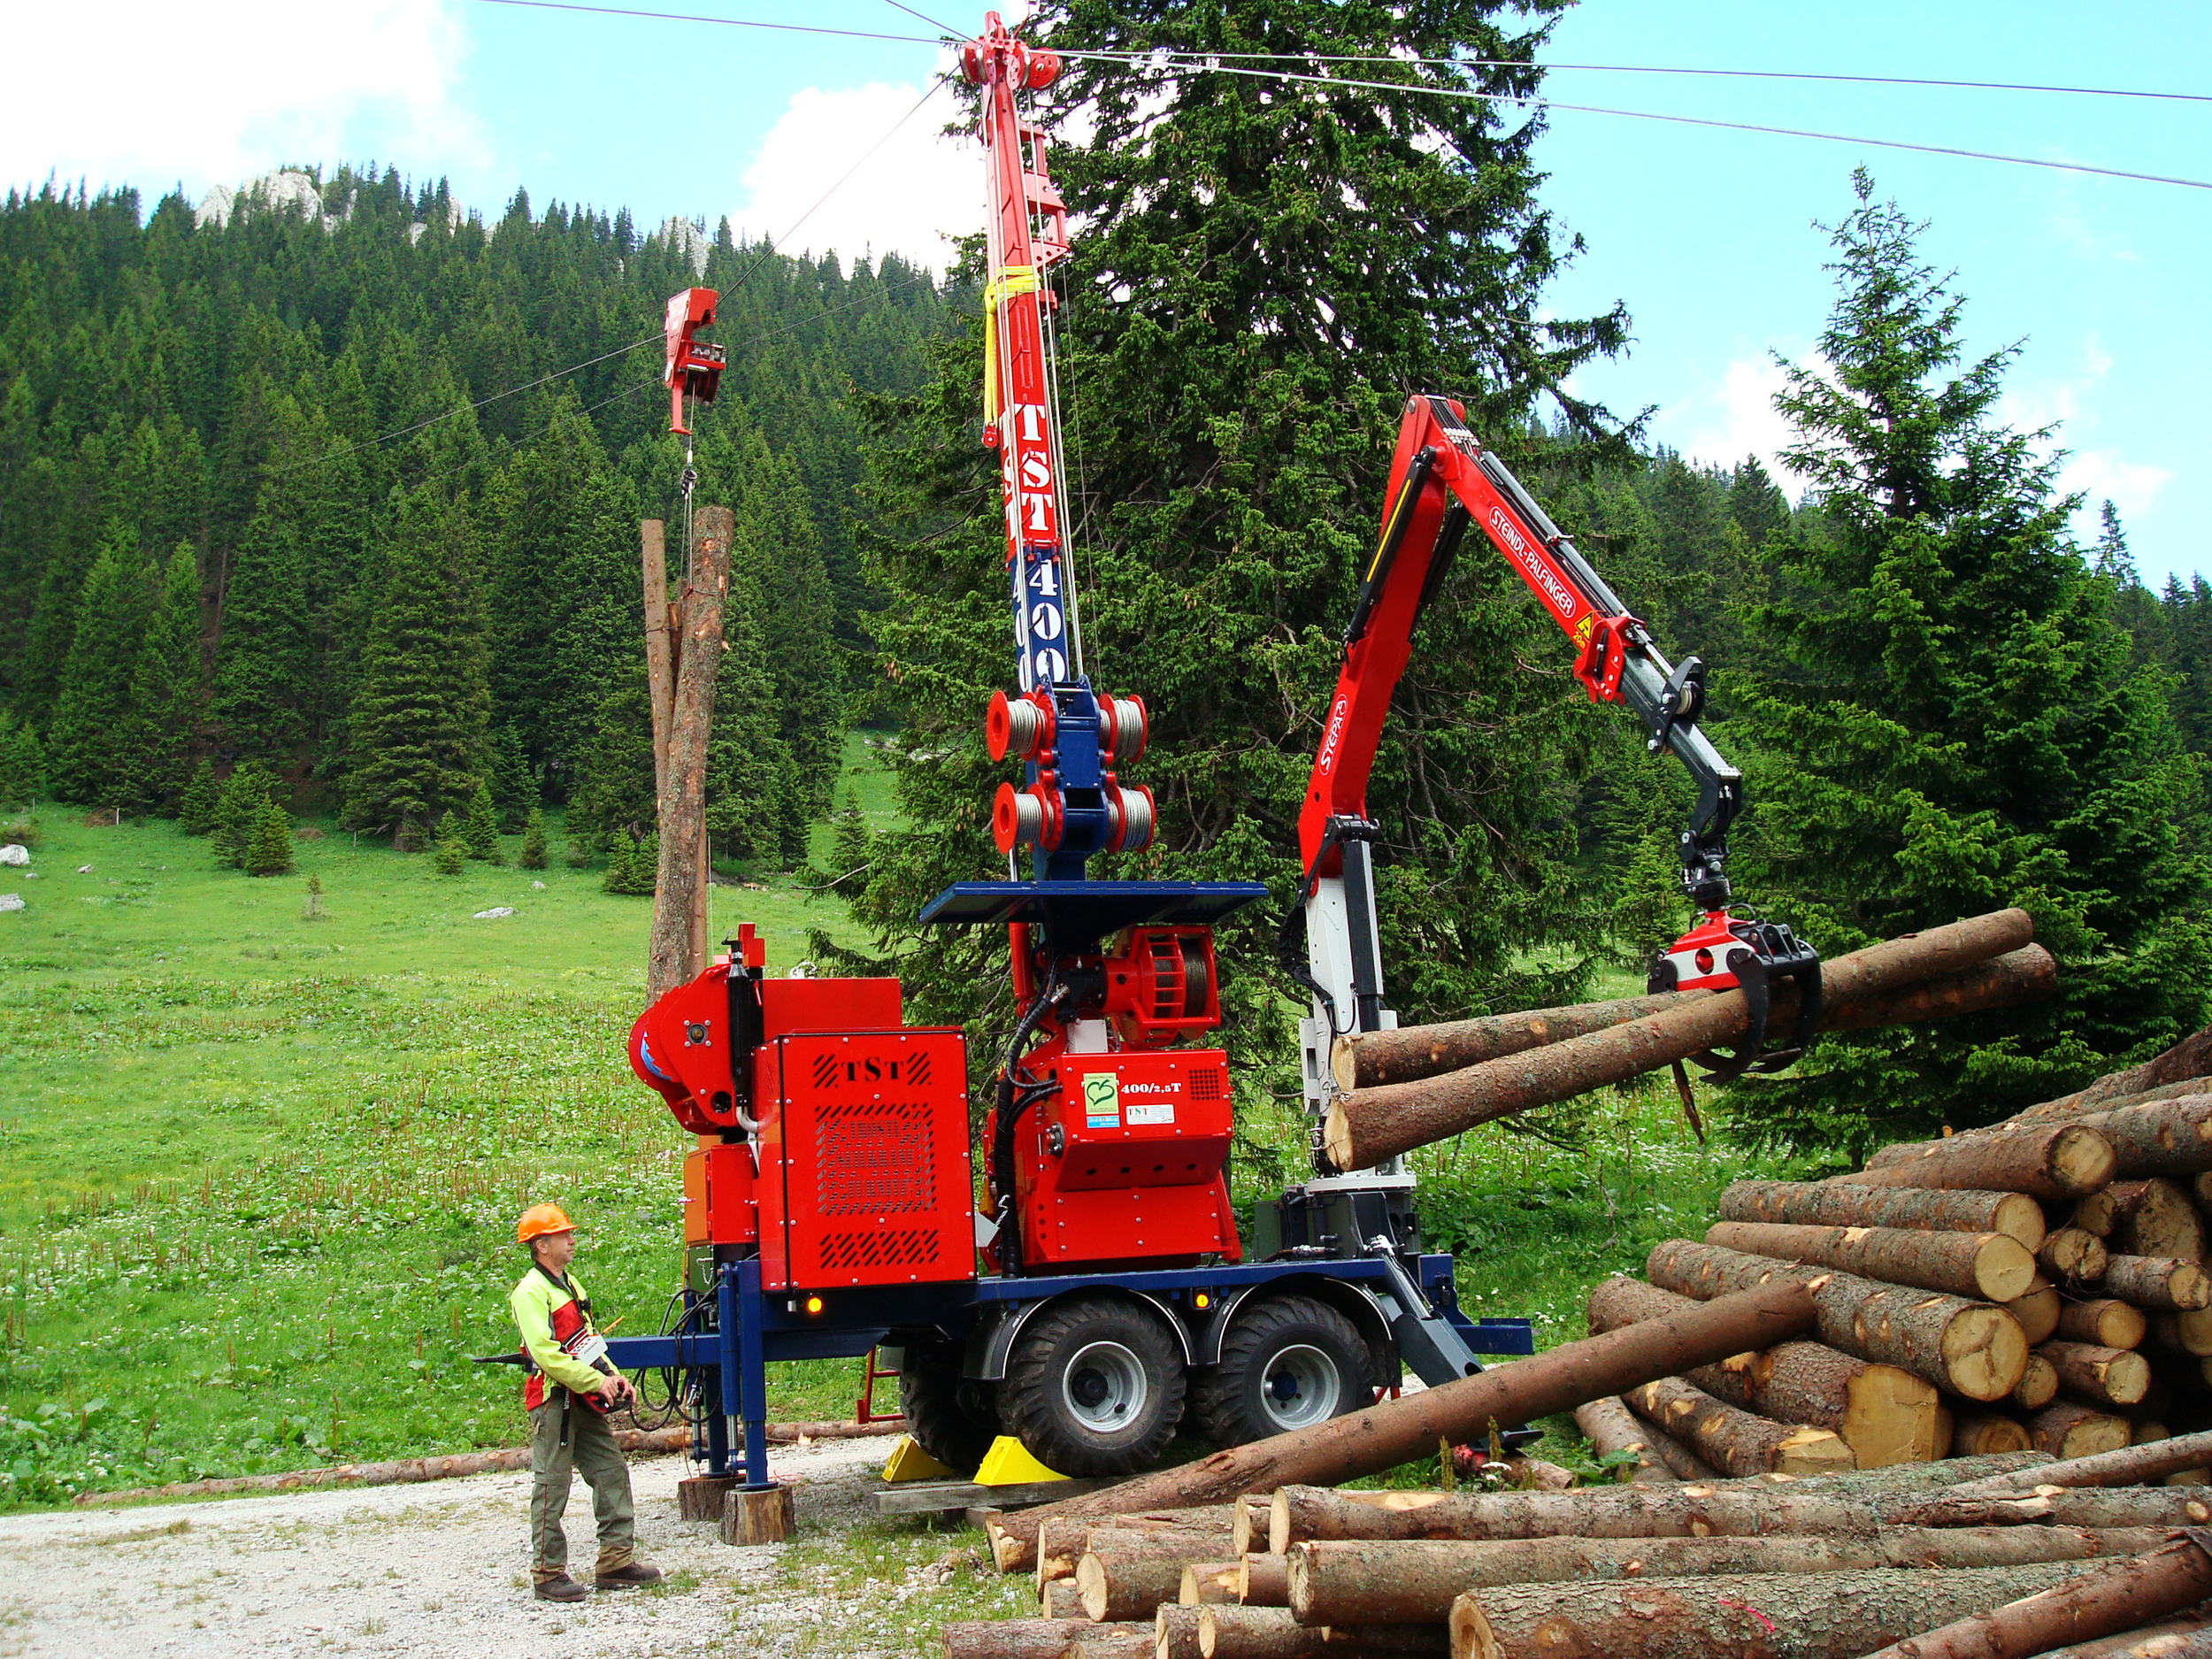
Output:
[0, 734, 1788, 1508]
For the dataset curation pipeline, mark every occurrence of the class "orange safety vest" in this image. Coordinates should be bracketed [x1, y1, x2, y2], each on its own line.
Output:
[522, 1265, 614, 1416]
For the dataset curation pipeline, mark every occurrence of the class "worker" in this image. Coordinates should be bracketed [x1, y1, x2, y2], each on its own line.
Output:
[511, 1202, 663, 1601]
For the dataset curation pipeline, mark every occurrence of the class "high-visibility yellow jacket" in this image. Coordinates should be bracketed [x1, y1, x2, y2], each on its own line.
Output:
[511, 1263, 608, 1408]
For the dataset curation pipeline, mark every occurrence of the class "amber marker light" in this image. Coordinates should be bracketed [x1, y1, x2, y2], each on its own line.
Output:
[1193, 1293, 1210, 1310]
[804, 1295, 825, 1315]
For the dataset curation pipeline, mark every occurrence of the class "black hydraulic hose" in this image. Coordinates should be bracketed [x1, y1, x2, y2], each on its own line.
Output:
[988, 973, 1066, 1274]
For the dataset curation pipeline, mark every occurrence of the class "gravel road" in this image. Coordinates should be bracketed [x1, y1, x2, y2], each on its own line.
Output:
[0, 1434, 965, 1659]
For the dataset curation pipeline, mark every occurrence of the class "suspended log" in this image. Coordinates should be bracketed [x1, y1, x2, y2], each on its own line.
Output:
[941, 1619, 1148, 1659]
[1939, 1425, 2212, 1494]
[984, 1281, 1817, 1571]
[1323, 912, 2040, 1171]
[1239, 1555, 1288, 1607]
[2012, 1354, 2060, 1411]
[2011, 1278, 2062, 1346]
[1703, 1219, 2036, 1302]
[1285, 1527, 2164, 1627]
[1587, 1276, 1939, 1467]
[2040, 1342, 2152, 1408]
[1717, 1180, 2047, 1249]
[2152, 1311, 2212, 1356]
[1816, 943, 2057, 1035]
[1856, 1125, 2116, 1201]
[1330, 991, 1699, 1092]
[2043, 1229, 2115, 1285]
[1951, 1413, 2032, 1455]
[1852, 1537, 2212, 1659]
[1647, 1240, 2028, 1401]
[1625, 1377, 1854, 1476]
[1444, 1562, 2091, 1659]
[1571, 1395, 1677, 1485]
[2059, 1301, 2149, 1352]
[2104, 1256, 2212, 1311]
[647, 504, 732, 998]
[1268, 1479, 2212, 1553]
[2110, 1179, 2208, 1260]
[2028, 1402, 2133, 1459]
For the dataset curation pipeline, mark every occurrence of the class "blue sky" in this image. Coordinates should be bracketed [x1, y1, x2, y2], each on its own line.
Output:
[6, 1, 2204, 582]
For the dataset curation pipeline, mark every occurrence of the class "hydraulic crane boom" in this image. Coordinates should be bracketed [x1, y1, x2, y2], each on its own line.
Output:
[1292, 395, 1819, 1168]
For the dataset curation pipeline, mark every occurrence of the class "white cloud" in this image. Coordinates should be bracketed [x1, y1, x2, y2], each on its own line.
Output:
[1662, 348, 1823, 495]
[1, 0, 484, 205]
[2058, 451, 2171, 526]
[730, 81, 979, 274]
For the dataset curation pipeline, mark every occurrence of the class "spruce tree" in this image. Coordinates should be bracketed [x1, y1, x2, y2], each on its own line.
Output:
[824, 785, 872, 890]
[462, 778, 502, 862]
[0, 714, 44, 810]
[211, 762, 278, 867]
[567, 670, 657, 855]
[853, 0, 1632, 1047]
[433, 815, 466, 876]
[125, 542, 203, 811]
[176, 758, 219, 833]
[601, 830, 637, 894]
[518, 806, 549, 870]
[488, 726, 536, 833]
[45, 523, 153, 803]
[211, 484, 312, 763]
[242, 799, 296, 876]
[1724, 172, 2210, 1151]
[344, 486, 491, 849]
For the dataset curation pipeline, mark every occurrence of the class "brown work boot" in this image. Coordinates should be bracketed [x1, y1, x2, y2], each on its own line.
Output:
[533, 1572, 588, 1602]
[595, 1560, 664, 1590]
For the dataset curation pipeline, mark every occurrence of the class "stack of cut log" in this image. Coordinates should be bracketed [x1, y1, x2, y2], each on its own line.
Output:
[946, 1436, 2212, 1658]
[1589, 1018, 2212, 1480]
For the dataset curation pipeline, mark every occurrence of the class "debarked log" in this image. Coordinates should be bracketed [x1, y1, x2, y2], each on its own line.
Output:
[1284, 1527, 2165, 1627]
[1444, 1562, 2094, 1659]
[1322, 915, 2043, 1172]
[1647, 1239, 2028, 1401]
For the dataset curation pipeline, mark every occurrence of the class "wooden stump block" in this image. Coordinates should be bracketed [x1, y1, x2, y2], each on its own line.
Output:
[721, 1482, 796, 1545]
[679, 1474, 742, 1523]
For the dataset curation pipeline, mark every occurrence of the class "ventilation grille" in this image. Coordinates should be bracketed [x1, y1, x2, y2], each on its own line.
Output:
[1189, 1066, 1228, 1102]
[813, 1099, 936, 1216]
[817, 1228, 943, 1273]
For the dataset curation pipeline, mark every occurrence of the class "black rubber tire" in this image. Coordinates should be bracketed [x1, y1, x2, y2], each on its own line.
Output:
[1191, 1294, 1372, 1448]
[896, 1335, 997, 1474]
[1000, 1297, 1187, 1477]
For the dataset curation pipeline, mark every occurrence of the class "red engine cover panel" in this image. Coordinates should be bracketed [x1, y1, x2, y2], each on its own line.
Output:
[1017, 1047, 1241, 1269]
[755, 1027, 975, 1292]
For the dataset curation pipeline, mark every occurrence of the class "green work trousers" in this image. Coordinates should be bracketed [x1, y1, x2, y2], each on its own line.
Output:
[528, 1396, 635, 1579]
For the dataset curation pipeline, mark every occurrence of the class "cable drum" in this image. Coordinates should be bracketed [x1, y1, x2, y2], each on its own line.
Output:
[1110, 783, 1155, 852]
[1099, 694, 1148, 762]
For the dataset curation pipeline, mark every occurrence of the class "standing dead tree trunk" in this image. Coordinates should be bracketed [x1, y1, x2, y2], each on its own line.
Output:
[647, 506, 730, 1000]
[983, 1281, 1817, 1571]
[1323, 911, 2040, 1171]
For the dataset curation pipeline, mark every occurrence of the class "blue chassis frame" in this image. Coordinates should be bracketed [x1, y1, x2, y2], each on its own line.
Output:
[603, 1255, 1534, 1489]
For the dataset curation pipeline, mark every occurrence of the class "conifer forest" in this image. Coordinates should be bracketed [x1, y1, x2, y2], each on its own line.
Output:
[4, 5, 2208, 1164]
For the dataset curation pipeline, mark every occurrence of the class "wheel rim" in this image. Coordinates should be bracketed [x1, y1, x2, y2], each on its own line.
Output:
[1061, 1340, 1149, 1433]
[1256, 1343, 1341, 1432]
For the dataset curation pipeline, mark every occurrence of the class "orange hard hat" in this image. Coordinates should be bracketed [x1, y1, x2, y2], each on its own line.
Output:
[516, 1202, 575, 1244]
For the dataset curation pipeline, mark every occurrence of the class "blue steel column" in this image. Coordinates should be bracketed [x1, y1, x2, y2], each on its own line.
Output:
[715, 1263, 741, 1479]
[737, 1256, 770, 1489]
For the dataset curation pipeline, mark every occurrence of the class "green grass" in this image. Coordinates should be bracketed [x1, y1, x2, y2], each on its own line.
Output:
[0, 806, 881, 1507]
[0, 772, 1797, 1509]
